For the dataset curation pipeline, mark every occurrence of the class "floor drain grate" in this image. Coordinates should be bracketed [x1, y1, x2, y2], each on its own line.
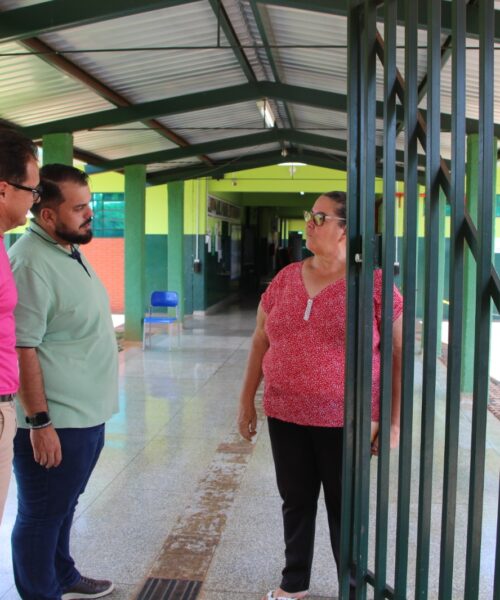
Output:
[136, 578, 201, 600]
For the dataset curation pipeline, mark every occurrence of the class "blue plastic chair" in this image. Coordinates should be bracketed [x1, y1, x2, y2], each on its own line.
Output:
[143, 291, 180, 349]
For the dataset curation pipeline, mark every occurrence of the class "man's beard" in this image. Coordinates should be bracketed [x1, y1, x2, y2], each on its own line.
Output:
[55, 219, 93, 245]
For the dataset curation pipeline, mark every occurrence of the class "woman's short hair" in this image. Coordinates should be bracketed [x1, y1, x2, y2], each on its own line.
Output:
[323, 191, 346, 222]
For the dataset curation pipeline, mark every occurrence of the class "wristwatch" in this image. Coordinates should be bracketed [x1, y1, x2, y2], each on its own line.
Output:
[25, 411, 52, 428]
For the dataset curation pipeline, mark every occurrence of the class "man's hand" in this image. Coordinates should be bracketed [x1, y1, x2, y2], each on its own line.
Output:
[238, 403, 257, 441]
[30, 426, 62, 468]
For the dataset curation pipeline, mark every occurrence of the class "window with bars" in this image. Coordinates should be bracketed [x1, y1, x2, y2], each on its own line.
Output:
[90, 193, 124, 237]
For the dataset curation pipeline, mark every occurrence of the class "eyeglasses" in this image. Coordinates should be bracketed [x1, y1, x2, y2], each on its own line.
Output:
[303, 210, 346, 227]
[6, 181, 42, 204]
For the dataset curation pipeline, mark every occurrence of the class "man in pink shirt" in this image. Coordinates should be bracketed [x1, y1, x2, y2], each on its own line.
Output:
[0, 126, 40, 525]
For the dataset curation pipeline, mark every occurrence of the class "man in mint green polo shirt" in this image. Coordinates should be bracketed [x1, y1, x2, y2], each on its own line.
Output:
[9, 164, 118, 600]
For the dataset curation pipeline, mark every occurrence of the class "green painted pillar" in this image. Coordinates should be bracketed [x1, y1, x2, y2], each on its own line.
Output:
[168, 181, 185, 321]
[461, 134, 498, 391]
[124, 165, 146, 341]
[42, 133, 73, 165]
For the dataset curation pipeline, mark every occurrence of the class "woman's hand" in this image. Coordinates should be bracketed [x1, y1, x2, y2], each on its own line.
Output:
[238, 402, 257, 441]
[370, 422, 400, 455]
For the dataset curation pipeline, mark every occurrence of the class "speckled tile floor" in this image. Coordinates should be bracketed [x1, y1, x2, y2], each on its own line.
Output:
[0, 303, 498, 600]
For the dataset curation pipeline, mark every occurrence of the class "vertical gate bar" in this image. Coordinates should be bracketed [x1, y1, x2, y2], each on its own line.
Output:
[374, 0, 397, 597]
[356, 0, 377, 595]
[352, 6, 366, 581]
[341, 3, 361, 598]
[415, 0, 441, 596]
[464, 0, 495, 597]
[438, 0, 466, 597]
[494, 474, 500, 599]
[394, 0, 418, 597]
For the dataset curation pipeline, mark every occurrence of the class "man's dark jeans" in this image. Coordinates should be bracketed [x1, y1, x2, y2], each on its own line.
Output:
[12, 424, 105, 600]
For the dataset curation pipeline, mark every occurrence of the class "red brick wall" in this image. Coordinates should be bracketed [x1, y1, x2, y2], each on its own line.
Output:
[81, 238, 124, 313]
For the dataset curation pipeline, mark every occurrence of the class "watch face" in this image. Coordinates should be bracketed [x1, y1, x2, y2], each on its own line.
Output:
[26, 412, 51, 427]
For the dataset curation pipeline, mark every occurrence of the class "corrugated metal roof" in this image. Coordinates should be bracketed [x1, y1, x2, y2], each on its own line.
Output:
[73, 124, 177, 161]
[0, 41, 114, 126]
[147, 159, 202, 173]
[261, 4, 350, 95]
[0, 0, 43, 7]
[39, 2, 248, 104]
[289, 105, 348, 140]
[158, 101, 269, 145]
[209, 142, 281, 161]
[0, 0, 498, 180]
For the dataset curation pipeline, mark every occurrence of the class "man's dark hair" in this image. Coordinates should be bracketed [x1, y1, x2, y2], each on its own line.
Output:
[0, 123, 38, 183]
[40, 163, 89, 186]
[323, 191, 347, 222]
[32, 164, 89, 217]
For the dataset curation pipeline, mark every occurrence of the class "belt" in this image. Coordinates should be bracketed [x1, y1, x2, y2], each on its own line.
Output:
[0, 393, 15, 402]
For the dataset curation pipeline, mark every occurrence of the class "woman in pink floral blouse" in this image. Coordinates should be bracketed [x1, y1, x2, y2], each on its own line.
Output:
[238, 191, 403, 600]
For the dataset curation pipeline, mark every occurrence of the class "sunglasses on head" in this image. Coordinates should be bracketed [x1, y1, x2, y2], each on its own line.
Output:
[303, 210, 346, 227]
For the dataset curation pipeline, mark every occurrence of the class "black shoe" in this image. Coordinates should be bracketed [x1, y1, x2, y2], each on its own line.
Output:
[62, 576, 115, 600]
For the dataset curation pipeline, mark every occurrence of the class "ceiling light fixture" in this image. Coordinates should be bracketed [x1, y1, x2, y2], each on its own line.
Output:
[256, 99, 275, 128]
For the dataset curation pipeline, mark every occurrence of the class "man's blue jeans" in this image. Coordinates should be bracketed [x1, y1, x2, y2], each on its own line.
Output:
[11, 424, 105, 600]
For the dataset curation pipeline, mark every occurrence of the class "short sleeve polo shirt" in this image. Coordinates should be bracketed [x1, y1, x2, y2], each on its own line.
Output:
[9, 221, 118, 428]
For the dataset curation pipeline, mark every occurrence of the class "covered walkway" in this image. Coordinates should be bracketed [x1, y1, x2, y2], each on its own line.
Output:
[1, 304, 498, 600]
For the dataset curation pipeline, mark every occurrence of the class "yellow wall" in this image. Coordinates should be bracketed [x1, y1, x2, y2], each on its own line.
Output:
[208, 164, 384, 195]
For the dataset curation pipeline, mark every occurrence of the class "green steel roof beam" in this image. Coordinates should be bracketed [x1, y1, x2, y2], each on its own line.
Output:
[145, 146, 412, 185]
[21, 78, 496, 149]
[146, 149, 346, 184]
[0, 0, 191, 44]
[86, 127, 426, 174]
[207, 0, 257, 82]
[88, 129, 347, 172]
[20, 82, 375, 138]
[22, 84, 263, 139]
[248, 0, 295, 128]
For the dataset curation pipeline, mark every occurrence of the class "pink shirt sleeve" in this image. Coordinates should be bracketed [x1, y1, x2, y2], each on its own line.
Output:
[0, 239, 19, 394]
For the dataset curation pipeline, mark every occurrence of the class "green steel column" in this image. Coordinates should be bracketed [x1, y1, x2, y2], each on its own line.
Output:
[168, 181, 185, 321]
[42, 133, 73, 165]
[462, 135, 479, 392]
[124, 165, 146, 341]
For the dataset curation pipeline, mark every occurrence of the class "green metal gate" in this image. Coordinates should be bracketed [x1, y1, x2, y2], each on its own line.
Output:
[339, 1, 500, 598]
